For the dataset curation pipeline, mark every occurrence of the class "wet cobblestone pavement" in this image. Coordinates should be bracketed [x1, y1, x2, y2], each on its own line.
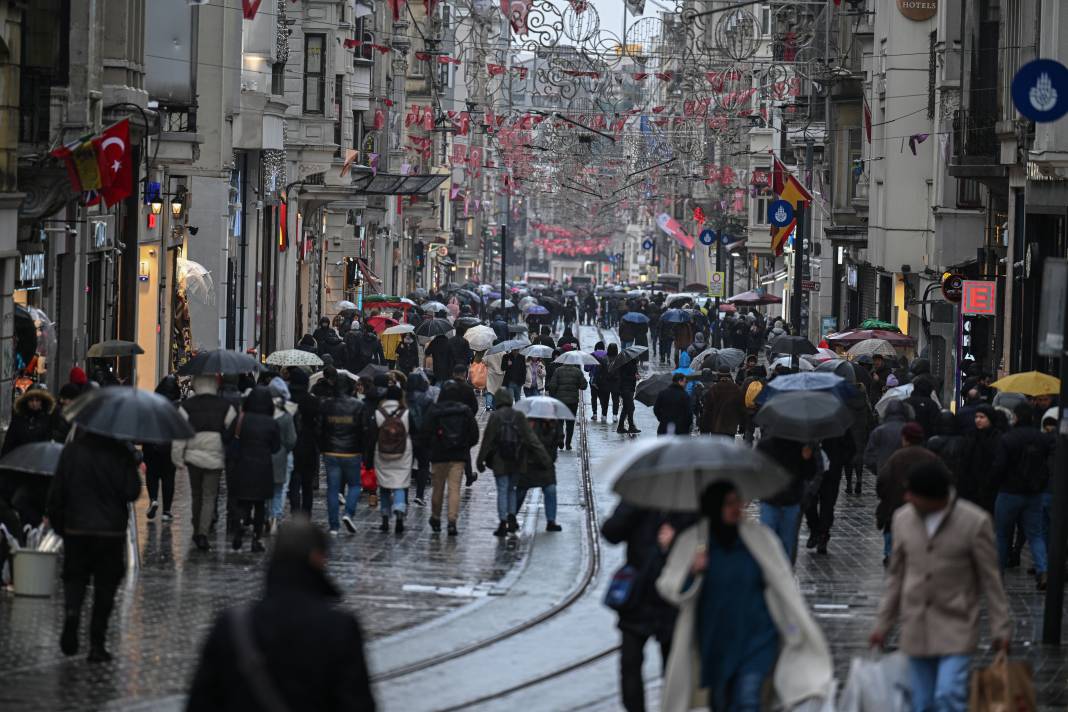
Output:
[1, 324, 1067, 710]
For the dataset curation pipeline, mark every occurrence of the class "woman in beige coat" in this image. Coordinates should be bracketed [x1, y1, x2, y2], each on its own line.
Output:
[656, 483, 833, 712]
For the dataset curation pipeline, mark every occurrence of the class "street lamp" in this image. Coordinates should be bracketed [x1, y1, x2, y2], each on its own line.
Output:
[149, 198, 163, 216]
[170, 187, 187, 219]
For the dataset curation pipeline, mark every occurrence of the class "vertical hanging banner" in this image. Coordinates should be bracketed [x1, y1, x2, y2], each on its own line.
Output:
[655, 213, 694, 250]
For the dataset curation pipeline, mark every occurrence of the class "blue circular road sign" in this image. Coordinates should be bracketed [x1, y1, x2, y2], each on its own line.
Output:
[698, 229, 716, 246]
[768, 199, 794, 228]
[1012, 59, 1068, 123]
[642, 238, 654, 250]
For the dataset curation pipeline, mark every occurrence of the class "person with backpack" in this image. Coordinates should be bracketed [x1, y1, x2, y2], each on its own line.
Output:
[469, 352, 489, 408]
[345, 322, 385, 375]
[477, 388, 545, 536]
[421, 381, 480, 535]
[367, 385, 412, 534]
[740, 365, 767, 443]
[547, 360, 588, 449]
[903, 377, 938, 443]
[405, 373, 434, 507]
[994, 402, 1055, 589]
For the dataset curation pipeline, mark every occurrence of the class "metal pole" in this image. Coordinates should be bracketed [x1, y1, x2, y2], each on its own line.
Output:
[791, 199, 805, 370]
[500, 223, 507, 322]
[802, 139, 814, 339]
[1042, 277, 1068, 644]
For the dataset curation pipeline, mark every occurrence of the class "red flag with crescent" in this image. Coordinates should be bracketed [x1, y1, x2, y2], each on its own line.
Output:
[92, 119, 132, 208]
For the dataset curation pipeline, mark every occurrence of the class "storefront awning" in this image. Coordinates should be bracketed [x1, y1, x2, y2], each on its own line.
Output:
[357, 258, 382, 290]
[351, 173, 449, 196]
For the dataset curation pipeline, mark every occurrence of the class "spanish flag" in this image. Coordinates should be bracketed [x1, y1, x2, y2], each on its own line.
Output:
[50, 135, 106, 194]
[770, 156, 812, 256]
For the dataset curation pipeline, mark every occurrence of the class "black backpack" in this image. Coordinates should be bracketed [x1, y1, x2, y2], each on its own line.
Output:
[496, 413, 525, 464]
[436, 408, 469, 451]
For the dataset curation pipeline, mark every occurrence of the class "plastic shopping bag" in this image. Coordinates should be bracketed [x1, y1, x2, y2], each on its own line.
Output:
[787, 679, 837, 712]
[838, 652, 909, 712]
[969, 651, 1036, 712]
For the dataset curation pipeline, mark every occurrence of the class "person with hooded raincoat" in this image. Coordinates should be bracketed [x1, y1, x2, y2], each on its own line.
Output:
[144, 376, 181, 522]
[268, 378, 298, 532]
[227, 386, 281, 552]
[656, 483, 833, 712]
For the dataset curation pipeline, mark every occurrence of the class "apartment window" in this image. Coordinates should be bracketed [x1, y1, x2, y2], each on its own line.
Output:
[753, 194, 770, 226]
[760, 5, 772, 35]
[438, 62, 450, 91]
[304, 34, 326, 113]
[846, 127, 863, 202]
[957, 178, 982, 209]
[271, 62, 285, 95]
[334, 75, 344, 153]
[354, 17, 374, 63]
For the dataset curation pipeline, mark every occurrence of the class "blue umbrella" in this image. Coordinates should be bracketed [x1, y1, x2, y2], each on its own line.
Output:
[622, 312, 650, 324]
[757, 372, 858, 405]
[527, 305, 550, 315]
[660, 309, 691, 324]
[488, 291, 502, 299]
[672, 367, 694, 376]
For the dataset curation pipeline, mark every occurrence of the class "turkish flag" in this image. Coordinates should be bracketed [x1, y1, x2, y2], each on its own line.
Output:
[93, 119, 132, 208]
[243, 0, 263, 19]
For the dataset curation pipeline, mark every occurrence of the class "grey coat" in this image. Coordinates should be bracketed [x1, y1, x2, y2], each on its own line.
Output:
[863, 401, 909, 473]
[272, 408, 298, 485]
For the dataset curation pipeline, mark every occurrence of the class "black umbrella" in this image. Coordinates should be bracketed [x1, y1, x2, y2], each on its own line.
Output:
[415, 318, 454, 338]
[454, 289, 481, 303]
[539, 296, 563, 309]
[0, 441, 64, 476]
[87, 340, 145, 358]
[178, 349, 261, 375]
[635, 373, 674, 407]
[441, 282, 462, 293]
[455, 316, 482, 329]
[609, 345, 649, 372]
[768, 335, 818, 357]
[357, 363, 389, 380]
[67, 388, 195, 444]
[754, 390, 850, 442]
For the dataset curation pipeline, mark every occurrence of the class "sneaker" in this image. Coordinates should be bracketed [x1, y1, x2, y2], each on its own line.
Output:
[193, 535, 211, 552]
[329, 530, 339, 537]
[493, 522, 508, 537]
[395, 514, 405, 534]
[429, 517, 442, 533]
[342, 515, 357, 534]
[546, 521, 562, 532]
[413, 496, 426, 507]
[1037, 572, 1049, 591]
[507, 514, 518, 533]
[447, 522, 459, 536]
[161, 512, 173, 523]
[146, 501, 159, 520]
[379, 516, 390, 532]
[590, 414, 598, 422]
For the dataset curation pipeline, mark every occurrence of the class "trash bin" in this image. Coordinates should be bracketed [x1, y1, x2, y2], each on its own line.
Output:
[12, 550, 59, 597]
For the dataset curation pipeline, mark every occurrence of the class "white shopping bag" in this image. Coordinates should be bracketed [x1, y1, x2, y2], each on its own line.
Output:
[838, 652, 910, 712]
[788, 679, 838, 712]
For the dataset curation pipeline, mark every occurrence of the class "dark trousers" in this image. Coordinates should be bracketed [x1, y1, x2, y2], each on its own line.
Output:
[618, 390, 636, 431]
[620, 625, 672, 712]
[237, 499, 267, 538]
[62, 535, 125, 648]
[288, 464, 317, 515]
[560, 401, 579, 446]
[412, 450, 430, 500]
[595, 387, 620, 417]
[145, 463, 175, 513]
[805, 464, 844, 538]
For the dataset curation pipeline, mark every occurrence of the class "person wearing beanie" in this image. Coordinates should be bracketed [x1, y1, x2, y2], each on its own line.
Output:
[367, 385, 412, 534]
[961, 404, 1005, 513]
[875, 422, 940, 565]
[285, 368, 320, 515]
[68, 366, 90, 396]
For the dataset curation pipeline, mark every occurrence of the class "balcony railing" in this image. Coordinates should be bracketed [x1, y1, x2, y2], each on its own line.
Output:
[952, 109, 998, 162]
[159, 105, 198, 133]
[19, 68, 58, 145]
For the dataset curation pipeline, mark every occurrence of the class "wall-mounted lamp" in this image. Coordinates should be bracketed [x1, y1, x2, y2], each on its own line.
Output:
[138, 260, 150, 282]
[171, 186, 187, 219]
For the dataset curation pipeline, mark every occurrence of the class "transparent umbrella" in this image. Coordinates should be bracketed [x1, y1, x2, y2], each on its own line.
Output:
[513, 396, 575, 420]
[177, 257, 215, 305]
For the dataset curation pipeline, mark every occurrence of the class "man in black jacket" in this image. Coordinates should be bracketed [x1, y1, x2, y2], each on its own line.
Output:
[345, 323, 384, 374]
[187, 519, 375, 711]
[652, 372, 692, 436]
[448, 364, 480, 486]
[47, 432, 142, 662]
[317, 376, 369, 536]
[421, 381, 480, 535]
[286, 368, 320, 516]
[602, 504, 695, 712]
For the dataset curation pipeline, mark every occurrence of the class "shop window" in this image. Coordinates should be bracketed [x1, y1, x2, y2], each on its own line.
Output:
[271, 62, 285, 95]
[304, 34, 326, 114]
[760, 5, 772, 35]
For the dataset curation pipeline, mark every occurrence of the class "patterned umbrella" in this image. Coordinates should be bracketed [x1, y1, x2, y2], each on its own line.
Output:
[846, 338, 898, 359]
[265, 350, 323, 367]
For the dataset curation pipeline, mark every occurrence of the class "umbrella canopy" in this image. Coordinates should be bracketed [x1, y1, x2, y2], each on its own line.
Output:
[990, 371, 1061, 397]
[874, 383, 942, 419]
[265, 349, 323, 367]
[455, 316, 482, 329]
[407, 289, 429, 301]
[825, 329, 914, 347]
[610, 436, 790, 508]
[178, 349, 261, 376]
[0, 441, 64, 476]
[635, 373, 674, 407]
[508, 324, 529, 334]
[539, 296, 563, 309]
[754, 391, 851, 442]
[67, 388, 195, 444]
[414, 318, 454, 338]
[521, 344, 555, 359]
[609, 345, 649, 371]
[518, 295, 538, 308]
[660, 309, 691, 324]
[758, 372, 857, 405]
[718, 303, 738, 313]
[357, 363, 389, 380]
[622, 312, 650, 324]
[858, 319, 901, 332]
[814, 359, 857, 383]
[690, 347, 745, 372]
[420, 301, 447, 313]
[464, 325, 497, 351]
[87, 340, 144, 358]
[453, 289, 481, 303]
[727, 290, 782, 306]
[309, 368, 356, 386]
[768, 335, 818, 356]
[527, 305, 551, 316]
[336, 300, 357, 311]
[513, 396, 576, 420]
[770, 355, 815, 372]
[366, 315, 399, 334]
[382, 323, 416, 336]
[554, 350, 600, 366]
[490, 299, 516, 309]
[485, 338, 531, 356]
[176, 257, 215, 304]
[846, 338, 898, 359]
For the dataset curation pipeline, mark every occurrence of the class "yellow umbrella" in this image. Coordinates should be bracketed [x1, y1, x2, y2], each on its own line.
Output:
[990, 371, 1061, 396]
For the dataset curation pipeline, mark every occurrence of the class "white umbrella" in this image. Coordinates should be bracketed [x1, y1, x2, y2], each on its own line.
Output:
[336, 300, 357, 311]
[486, 338, 531, 355]
[176, 257, 215, 305]
[518, 295, 538, 309]
[309, 368, 356, 385]
[521, 344, 555, 359]
[513, 396, 576, 420]
[382, 324, 416, 336]
[265, 349, 323, 367]
[490, 299, 515, 309]
[847, 338, 897, 359]
[554, 350, 600, 366]
[464, 325, 497, 351]
[874, 383, 941, 419]
[421, 301, 447, 313]
[771, 355, 815, 372]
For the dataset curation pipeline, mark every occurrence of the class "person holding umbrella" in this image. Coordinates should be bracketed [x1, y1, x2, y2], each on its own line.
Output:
[699, 367, 745, 437]
[477, 388, 547, 536]
[143, 375, 181, 522]
[547, 359, 587, 449]
[612, 344, 641, 435]
[653, 372, 693, 436]
[227, 387, 281, 552]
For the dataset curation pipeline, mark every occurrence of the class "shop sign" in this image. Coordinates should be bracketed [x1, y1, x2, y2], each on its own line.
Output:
[961, 280, 997, 316]
[897, 0, 937, 21]
[1012, 59, 1068, 123]
[17, 252, 45, 287]
[708, 271, 725, 297]
[88, 216, 114, 252]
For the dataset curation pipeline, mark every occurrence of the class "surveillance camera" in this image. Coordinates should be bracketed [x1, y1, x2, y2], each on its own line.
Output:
[901, 264, 911, 274]
[116, 240, 127, 250]
[188, 226, 200, 236]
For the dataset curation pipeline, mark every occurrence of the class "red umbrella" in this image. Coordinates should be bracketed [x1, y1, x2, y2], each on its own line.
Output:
[366, 315, 399, 334]
[718, 303, 737, 313]
[727, 290, 783, 306]
[824, 329, 915, 347]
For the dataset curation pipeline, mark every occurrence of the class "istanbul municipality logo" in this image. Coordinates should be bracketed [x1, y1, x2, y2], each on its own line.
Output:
[1013, 59, 1068, 123]
[768, 199, 794, 228]
[774, 205, 788, 223]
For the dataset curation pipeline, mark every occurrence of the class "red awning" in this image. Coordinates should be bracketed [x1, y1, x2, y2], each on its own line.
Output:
[357, 258, 382, 290]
